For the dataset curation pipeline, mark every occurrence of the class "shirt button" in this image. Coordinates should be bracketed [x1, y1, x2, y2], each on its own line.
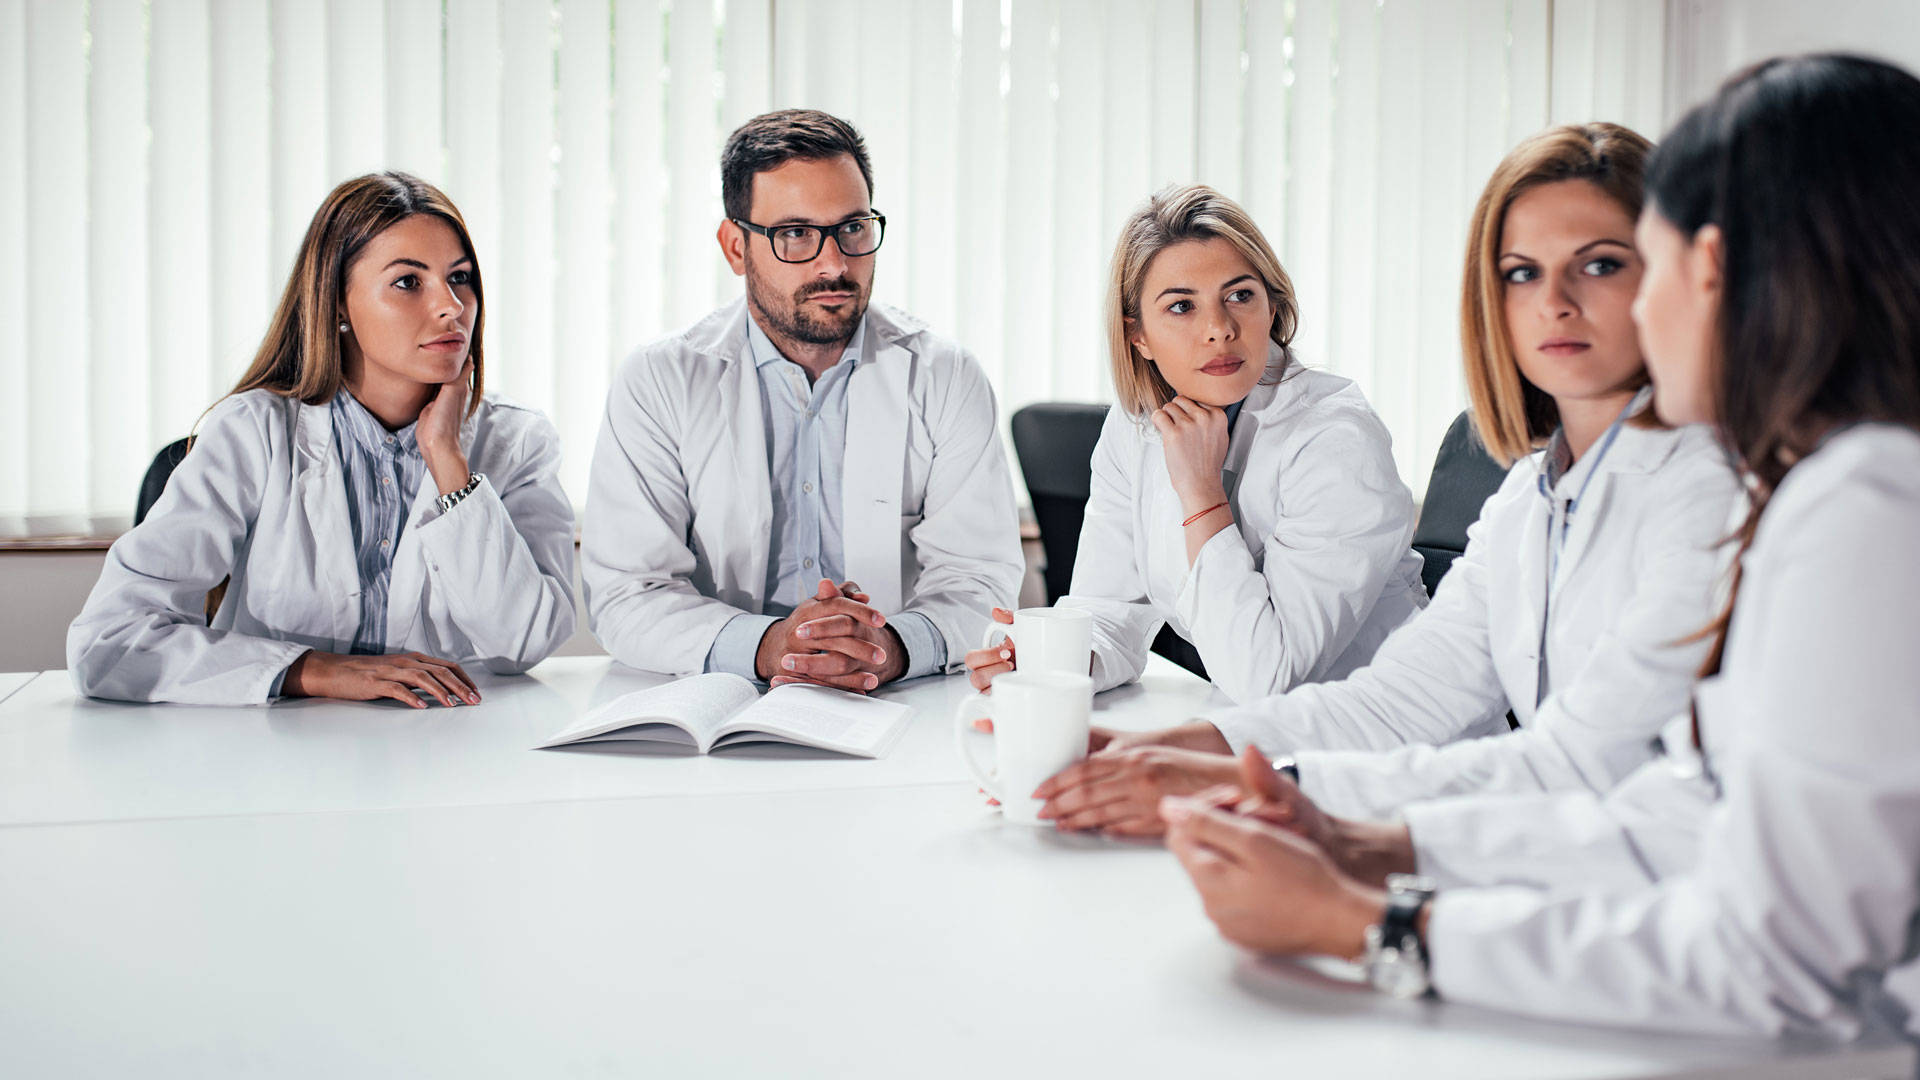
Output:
[380, 539, 391, 550]
[381, 476, 391, 486]
[385, 436, 394, 445]
[802, 482, 813, 494]
[803, 557, 814, 569]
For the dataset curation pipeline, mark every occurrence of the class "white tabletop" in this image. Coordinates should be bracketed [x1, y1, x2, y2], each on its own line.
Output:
[0, 658, 1909, 1078]
[0, 669, 40, 705]
[0, 657, 1223, 827]
[0, 780, 1908, 1080]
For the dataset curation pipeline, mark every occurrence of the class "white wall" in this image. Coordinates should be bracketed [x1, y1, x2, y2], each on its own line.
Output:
[1666, 0, 1920, 121]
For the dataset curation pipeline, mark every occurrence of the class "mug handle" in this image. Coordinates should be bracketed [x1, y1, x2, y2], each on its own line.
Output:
[953, 693, 1003, 802]
[980, 620, 1013, 652]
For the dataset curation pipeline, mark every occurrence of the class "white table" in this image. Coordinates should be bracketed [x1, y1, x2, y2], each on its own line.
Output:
[0, 669, 40, 706]
[0, 660, 1910, 1079]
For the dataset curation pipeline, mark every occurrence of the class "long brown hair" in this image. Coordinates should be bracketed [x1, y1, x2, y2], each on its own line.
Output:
[1105, 184, 1299, 418]
[226, 171, 485, 413]
[1460, 123, 1652, 466]
[1647, 54, 1920, 675]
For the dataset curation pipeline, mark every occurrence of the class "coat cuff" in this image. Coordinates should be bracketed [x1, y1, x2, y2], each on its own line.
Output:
[705, 613, 781, 680]
[889, 610, 949, 680]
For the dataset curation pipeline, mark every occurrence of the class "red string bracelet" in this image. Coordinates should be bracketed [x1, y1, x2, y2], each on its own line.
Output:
[1181, 501, 1230, 527]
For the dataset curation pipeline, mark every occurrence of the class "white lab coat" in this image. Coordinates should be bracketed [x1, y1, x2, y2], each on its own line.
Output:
[1207, 421, 1740, 809]
[1429, 424, 1920, 1040]
[581, 298, 1025, 676]
[67, 389, 578, 705]
[1059, 364, 1427, 704]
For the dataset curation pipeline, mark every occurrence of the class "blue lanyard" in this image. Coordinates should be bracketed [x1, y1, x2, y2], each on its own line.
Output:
[1533, 388, 1648, 706]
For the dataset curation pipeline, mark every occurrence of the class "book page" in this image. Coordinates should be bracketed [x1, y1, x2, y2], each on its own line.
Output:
[534, 673, 760, 751]
[716, 683, 913, 758]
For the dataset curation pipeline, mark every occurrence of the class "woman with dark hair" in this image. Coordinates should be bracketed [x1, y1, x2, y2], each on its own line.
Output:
[68, 172, 576, 707]
[1161, 53, 1920, 1038]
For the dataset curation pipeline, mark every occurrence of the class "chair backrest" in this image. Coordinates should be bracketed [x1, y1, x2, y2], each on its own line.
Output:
[134, 437, 194, 527]
[1009, 401, 1209, 680]
[1412, 410, 1509, 598]
[1010, 402, 1110, 605]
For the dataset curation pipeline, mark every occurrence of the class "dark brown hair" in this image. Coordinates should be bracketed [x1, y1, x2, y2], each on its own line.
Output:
[721, 109, 874, 223]
[1460, 123, 1652, 466]
[1648, 54, 1920, 674]
[226, 171, 484, 415]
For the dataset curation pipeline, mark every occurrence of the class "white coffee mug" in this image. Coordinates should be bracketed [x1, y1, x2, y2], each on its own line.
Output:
[953, 671, 1093, 825]
[980, 606, 1093, 677]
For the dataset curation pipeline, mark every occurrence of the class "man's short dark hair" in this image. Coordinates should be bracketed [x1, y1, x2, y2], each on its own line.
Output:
[721, 109, 874, 223]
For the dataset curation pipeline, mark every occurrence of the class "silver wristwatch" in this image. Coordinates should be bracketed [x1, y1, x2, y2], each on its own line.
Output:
[1362, 873, 1437, 999]
[437, 472, 485, 514]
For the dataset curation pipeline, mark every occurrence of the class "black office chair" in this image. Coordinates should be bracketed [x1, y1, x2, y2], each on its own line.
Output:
[1008, 402, 1208, 681]
[134, 437, 193, 526]
[1412, 410, 1509, 598]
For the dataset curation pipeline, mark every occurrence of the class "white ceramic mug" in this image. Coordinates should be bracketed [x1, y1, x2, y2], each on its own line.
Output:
[953, 671, 1093, 825]
[980, 606, 1093, 677]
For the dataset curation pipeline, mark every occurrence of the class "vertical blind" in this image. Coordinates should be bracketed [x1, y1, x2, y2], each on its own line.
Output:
[0, 0, 1665, 539]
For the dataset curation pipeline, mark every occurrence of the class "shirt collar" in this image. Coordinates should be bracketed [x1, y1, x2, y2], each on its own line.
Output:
[331, 390, 420, 457]
[1223, 398, 1246, 432]
[745, 309, 866, 373]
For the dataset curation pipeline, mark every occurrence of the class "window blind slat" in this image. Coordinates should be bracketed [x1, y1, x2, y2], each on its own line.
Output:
[1099, 0, 1155, 296]
[953, 0, 1006, 390]
[1508, 0, 1551, 143]
[496, 0, 557, 419]
[1052, 0, 1108, 404]
[1243, 0, 1289, 245]
[0, 0, 24, 532]
[1000, 0, 1056, 410]
[326, 0, 386, 177]
[1196, 0, 1243, 199]
[666, 0, 721, 319]
[1414, 0, 1471, 484]
[209, 0, 272, 403]
[722, 0, 772, 131]
[25, 0, 88, 528]
[1372, 0, 1423, 483]
[89, 0, 151, 525]
[1549, 0, 1599, 125]
[148, 0, 214, 463]
[1149, 0, 1196, 187]
[1328, 0, 1379, 398]
[557, 0, 614, 450]
[902, 0, 959, 336]
[612, 0, 666, 354]
[444, 0, 504, 368]
[1286, 0, 1334, 370]
[270, 0, 330, 280]
[384, 0, 444, 178]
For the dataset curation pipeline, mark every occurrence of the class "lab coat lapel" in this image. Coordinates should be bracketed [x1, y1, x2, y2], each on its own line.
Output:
[842, 335, 909, 615]
[716, 333, 774, 611]
[293, 399, 363, 647]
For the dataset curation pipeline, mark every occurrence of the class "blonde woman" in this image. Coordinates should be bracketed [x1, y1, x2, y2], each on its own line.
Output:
[1029, 126, 1741, 844]
[69, 172, 576, 707]
[968, 184, 1426, 709]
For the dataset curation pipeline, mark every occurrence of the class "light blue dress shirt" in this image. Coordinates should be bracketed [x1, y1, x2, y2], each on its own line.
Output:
[704, 313, 947, 682]
[330, 390, 429, 655]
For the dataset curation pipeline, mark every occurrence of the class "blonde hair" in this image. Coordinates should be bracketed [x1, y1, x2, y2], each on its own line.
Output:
[1105, 184, 1299, 418]
[225, 171, 485, 415]
[1460, 123, 1652, 465]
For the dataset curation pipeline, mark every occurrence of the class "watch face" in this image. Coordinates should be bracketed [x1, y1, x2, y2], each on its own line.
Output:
[1369, 946, 1432, 1000]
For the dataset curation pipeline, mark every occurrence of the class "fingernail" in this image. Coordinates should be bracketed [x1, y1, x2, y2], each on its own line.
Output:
[797, 628, 811, 638]
[468, 694, 480, 705]
[1000, 649, 1011, 660]
[873, 650, 885, 663]
[1160, 798, 1193, 823]
[864, 675, 877, 689]
[783, 657, 796, 670]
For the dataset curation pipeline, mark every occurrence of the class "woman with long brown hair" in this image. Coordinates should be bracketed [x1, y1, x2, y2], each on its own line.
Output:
[1165, 53, 1920, 1038]
[68, 172, 576, 707]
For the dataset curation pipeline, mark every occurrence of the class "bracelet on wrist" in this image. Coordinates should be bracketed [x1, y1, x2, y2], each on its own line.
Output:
[436, 472, 485, 514]
[1181, 500, 1230, 527]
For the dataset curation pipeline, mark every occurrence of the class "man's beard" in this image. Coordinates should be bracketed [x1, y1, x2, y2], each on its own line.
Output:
[745, 261, 870, 346]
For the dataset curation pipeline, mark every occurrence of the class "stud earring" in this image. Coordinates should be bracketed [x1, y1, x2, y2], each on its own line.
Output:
[338, 321, 350, 334]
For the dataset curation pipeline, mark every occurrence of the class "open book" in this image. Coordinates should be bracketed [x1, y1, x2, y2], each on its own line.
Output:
[534, 673, 913, 758]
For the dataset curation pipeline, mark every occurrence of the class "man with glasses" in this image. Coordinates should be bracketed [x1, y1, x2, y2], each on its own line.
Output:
[583, 109, 1024, 691]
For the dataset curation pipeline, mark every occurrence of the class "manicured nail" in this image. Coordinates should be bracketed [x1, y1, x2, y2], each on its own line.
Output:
[797, 627, 811, 638]
[999, 649, 1011, 660]
[864, 675, 877, 689]
[783, 657, 796, 670]
[873, 649, 885, 663]
[1160, 797, 1193, 823]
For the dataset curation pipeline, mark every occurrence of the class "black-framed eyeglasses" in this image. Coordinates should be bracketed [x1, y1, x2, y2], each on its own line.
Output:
[730, 213, 887, 263]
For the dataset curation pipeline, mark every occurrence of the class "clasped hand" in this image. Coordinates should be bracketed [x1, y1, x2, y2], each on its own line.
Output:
[757, 578, 907, 693]
[1151, 395, 1231, 514]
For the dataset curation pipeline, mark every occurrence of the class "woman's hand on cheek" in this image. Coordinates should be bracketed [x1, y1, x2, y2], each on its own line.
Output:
[419, 361, 474, 494]
[1151, 396, 1231, 512]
